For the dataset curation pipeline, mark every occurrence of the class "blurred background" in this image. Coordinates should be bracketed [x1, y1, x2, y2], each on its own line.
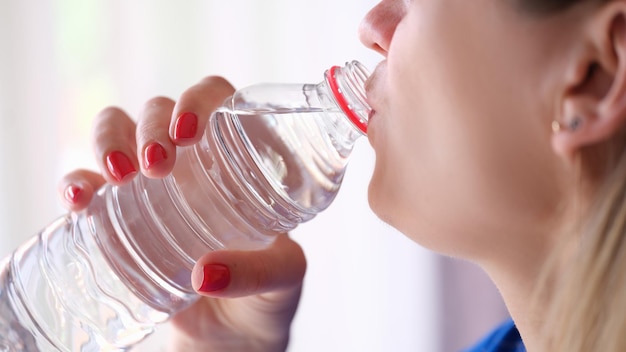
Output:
[0, 0, 508, 351]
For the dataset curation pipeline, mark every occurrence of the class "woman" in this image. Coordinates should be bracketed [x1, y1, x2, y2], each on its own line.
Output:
[59, 0, 626, 350]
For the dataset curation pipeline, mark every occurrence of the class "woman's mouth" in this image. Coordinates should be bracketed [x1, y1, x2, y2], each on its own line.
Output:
[364, 61, 386, 112]
[368, 109, 377, 122]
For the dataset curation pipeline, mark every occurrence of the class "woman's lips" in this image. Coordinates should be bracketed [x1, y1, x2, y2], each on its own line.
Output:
[364, 62, 386, 146]
[368, 109, 377, 122]
[364, 61, 386, 113]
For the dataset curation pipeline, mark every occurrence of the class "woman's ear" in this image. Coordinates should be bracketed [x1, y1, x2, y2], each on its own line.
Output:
[553, 1, 626, 160]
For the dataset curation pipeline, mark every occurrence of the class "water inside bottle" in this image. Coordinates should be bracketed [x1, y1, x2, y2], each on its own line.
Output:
[217, 105, 361, 215]
[0, 95, 366, 351]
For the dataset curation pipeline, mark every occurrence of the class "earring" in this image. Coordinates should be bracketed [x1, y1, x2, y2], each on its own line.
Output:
[552, 116, 582, 133]
[568, 116, 582, 131]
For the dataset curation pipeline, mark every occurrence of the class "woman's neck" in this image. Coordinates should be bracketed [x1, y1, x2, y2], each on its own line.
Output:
[477, 232, 565, 351]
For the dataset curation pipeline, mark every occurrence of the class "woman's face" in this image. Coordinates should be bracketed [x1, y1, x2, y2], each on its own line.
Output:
[361, 0, 580, 259]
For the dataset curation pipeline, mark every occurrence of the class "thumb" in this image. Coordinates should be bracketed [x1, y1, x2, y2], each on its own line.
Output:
[191, 234, 306, 298]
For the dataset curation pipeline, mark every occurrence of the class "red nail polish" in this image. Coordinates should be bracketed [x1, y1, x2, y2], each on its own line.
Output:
[174, 112, 198, 140]
[64, 184, 82, 204]
[199, 264, 230, 293]
[106, 151, 137, 182]
[144, 142, 167, 169]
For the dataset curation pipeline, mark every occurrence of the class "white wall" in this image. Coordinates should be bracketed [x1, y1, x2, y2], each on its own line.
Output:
[0, 1, 506, 351]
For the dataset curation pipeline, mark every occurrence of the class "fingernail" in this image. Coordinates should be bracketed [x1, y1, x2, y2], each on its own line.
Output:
[174, 112, 198, 140]
[144, 142, 167, 169]
[64, 184, 82, 204]
[199, 264, 230, 293]
[106, 151, 137, 182]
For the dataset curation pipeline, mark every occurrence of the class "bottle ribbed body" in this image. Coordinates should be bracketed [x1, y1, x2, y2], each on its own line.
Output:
[0, 61, 370, 351]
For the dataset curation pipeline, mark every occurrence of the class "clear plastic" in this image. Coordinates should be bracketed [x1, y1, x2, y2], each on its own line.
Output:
[0, 61, 371, 351]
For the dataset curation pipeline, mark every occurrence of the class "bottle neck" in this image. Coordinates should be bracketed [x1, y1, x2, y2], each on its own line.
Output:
[324, 61, 371, 135]
[297, 60, 372, 157]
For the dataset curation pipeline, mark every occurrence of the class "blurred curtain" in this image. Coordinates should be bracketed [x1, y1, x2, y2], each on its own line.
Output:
[0, 1, 507, 351]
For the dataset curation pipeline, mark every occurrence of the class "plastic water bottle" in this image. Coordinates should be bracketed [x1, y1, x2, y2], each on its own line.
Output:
[0, 61, 371, 351]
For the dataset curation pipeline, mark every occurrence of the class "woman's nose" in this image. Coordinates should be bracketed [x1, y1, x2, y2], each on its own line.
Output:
[358, 0, 408, 56]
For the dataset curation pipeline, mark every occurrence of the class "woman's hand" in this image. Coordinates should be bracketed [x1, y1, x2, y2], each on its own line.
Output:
[57, 76, 307, 352]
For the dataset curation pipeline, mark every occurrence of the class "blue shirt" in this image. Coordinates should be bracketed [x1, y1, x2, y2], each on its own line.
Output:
[462, 319, 526, 352]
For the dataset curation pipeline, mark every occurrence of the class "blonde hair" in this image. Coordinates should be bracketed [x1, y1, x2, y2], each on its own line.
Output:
[543, 131, 626, 351]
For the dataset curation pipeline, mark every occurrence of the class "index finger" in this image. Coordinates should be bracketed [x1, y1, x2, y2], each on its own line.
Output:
[170, 76, 236, 146]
